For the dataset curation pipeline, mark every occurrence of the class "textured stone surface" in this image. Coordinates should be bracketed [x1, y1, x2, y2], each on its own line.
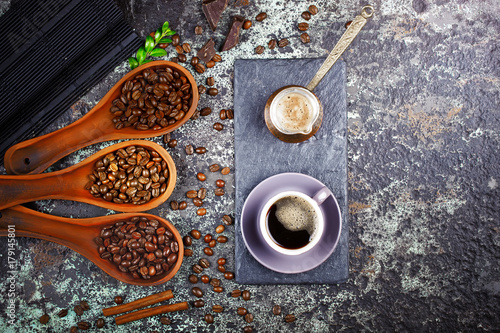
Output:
[0, 0, 499, 332]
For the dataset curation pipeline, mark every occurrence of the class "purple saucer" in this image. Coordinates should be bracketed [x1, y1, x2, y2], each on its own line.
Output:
[240, 173, 342, 274]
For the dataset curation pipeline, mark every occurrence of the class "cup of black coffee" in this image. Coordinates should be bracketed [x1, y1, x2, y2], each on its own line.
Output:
[259, 187, 331, 255]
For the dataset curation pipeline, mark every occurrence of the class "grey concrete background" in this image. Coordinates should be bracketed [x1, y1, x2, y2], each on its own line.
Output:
[0, 0, 499, 332]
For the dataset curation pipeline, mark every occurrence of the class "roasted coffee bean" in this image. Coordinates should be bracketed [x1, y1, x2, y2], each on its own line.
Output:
[245, 313, 254, 323]
[160, 316, 172, 325]
[201, 274, 210, 283]
[204, 234, 212, 243]
[210, 278, 221, 287]
[273, 305, 282, 315]
[209, 164, 220, 172]
[178, 54, 187, 63]
[70, 326, 78, 333]
[237, 307, 248, 316]
[285, 314, 296, 322]
[167, 139, 178, 148]
[176, 45, 184, 54]
[300, 32, 311, 43]
[170, 200, 179, 210]
[198, 208, 207, 216]
[302, 11, 312, 20]
[57, 309, 68, 317]
[298, 22, 309, 31]
[309, 5, 318, 15]
[214, 188, 225, 196]
[193, 264, 204, 273]
[187, 190, 198, 198]
[226, 109, 234, 119]
[195, 63, 206, 73]
[242, 290, 251, 300]
[219, 109, 227, 120]
[193, 300, 205, 308]
[206, 77, 215, 86]
[199, 258, 210, 268]
[217, 257, 226, 265]
[218, 265, 226, 273]
[215, 225, 225, 233]
[170, 56, 179, 63]
[39, 314, 50, 324]
[183, 235, 193, 246]
[185, 248, 194, 256]
[191, 229, 202, 239]
[172, 34, 180, 46]
[192, 287, 204, 298]
[179, 201, 188, 210]
[215, 179, 225, 188]
[78, 321, 90, 330]
[114, 296, 124, 304]
[193, 197, 203, 207]
[195, 26, 203, 35]
[213, 122, 224, 131]
[209, 239, 217, 248]
[197, 172, 207, 181]
[256, 12, 267, 21]
[189, 274, 199, 284]
[243, 20, 252, 29]
[96, 318, 105, 328]
[232, 289, 242, 297]
[212, 305, 224, 313]
[268, 39, 277, 50]
[204, 313, 214, 324]
[244, 326, 254, 333]
[255, 45, 265, 54]
[198, 85, 207, 94]
[199, 107, 211, 117]
[212, 54, 222, 62]
[206, 60, 215, 68]
[191, 109, 201, 120]
[182, 43, 191, 53]
[203, 247, 213, 255]
[213, 286, 224, 293]
[207, 88, 218, 96]
[195, 147, 207, 154]
[80, 300, 90, 311]
[74, 305, 84, 316]
[221, 167, 231, 175]
[222, 214, 233, 225]
[278, 38, 289, 48]
[218, 235, 229, 243]
[191, 57, 200, 66]
[185, 145, 194, 155]
[224, 271, 234, 280]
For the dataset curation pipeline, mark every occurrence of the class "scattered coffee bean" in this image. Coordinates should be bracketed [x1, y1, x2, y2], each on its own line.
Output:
[217, 257, 226, 265]
[278, 38, 289, 48]
[191, 230, 202, 239]
[209, 240, 216, 248]
[170, 56, 179, 63]
[243, 20, 252, 29]
[168, 139, 178, 148]
[210, 278, 221, 287]
[273, 305, 282, 315]
[242, 290, 251, 300]
[57, 309, 68, 318]
[206, 77, 215, 86]
[39, 314, 50, 324]
[219, 109, 227, 120]
[300, 33, 310, 44]
[205, 313, 214, 324]
[268, 39, 277, 50]
[70, 326, 78, 333]
[185, 145, 194, 155]
[215, 225, 225, 233]
[213, 286, 224, 293]
[204, 234, 211, 243]
[192, 287, 204, 298]
[178, 54, 187, 63]
[198, 85, 207, 94]
[218, 265, 226, 273]
[213, 122, 224, 131]
[232, 289, 242, 297]
[214, 188, 225, 196]
[197, 173, 207, 181]
[183, 235, 193, 246]
[193, 197, 203, 207]
[244, 326, 253, 333]
[222, 214, 232, 225]
[170, 200, 179, 210]
[160, 316, 172, 325]
[245, 313, 254, 323]
[114, 296, 124, 304]
[74, 305, 84, 316]
[187, 190, 198, 198]
[298, 22, 309, 31]
[209, 164, 220, 172]
[217, 235, 228, 243]
[204, 247, 213, 255]
[158, 42, 169, 48]
[199, 258, 210, 268]
[302, 11, 312, 20]
[206, 60, 215, 68]
[171, 34, 180, 46]
[224, 271, 234, 279]
[256, 12, 267, 21]
[212, 305, 224, 313]
[182, 43, 191, 53]
[285, 314, 296, 323]
[198, 188, 207, 199]
[80, 300, 90, 311]
[216, 179, 225, 188]
[195, 26, 203, 35]
[309, 5, 318, 15]
[195, 147, 207, 154]
[345, 20, 352, 29]
[175, 45, 184, 54]
[191, 57, 200, 66]
[198, 208, 207, 216]
[212, 54, 222, 62]
[237, 307, 248, 316]
[207, 88, 219, 96]
[179, 201, 188, 210]
[200, 107, 212, 116]
[195, 63, 206, 73]
[201, 275, 210, 283]
[193, 264, 204, 274]
[221, 167, 230, 175]
[163, 133, 171, 144]
[193, 300, 205, 308]
[78, 321, 90, 330]
[185, 248, 194, 256]
[226, 109, 234, 119]
[96, 318, 105, 328]
[255, 45, 265, 54]
[189, 274, 199, 284]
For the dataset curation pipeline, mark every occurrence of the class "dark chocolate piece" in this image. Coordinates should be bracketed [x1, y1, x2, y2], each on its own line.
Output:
[221, 16, 245, 52]
[202, 0, 229, 31]
[197, 39, 216, 63]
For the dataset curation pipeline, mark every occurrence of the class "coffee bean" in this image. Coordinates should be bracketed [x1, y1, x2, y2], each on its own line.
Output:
[213, 286, 224, 293]
[200, 107, 212, 116]
[203, 247, 213, 255]
[70, 326, 78, 333]
[175, 45, 184, 54]
[201, 274, 210, 283]
[215, 179, 225, 188]
[214, 188, 225, 196]
[198, 208, 207, 216]
[193, 264, 204, 274]
[204, 313, 214, 324]
[171, 34, 180, 46]
[256, 12, 267, 21]
[160, 316, 172, 325]
[182, 43, 191, 53]
[209, 164, 220, 172]
[96, 318, 105, 328]
[302, 11, 311, 20]
[300, 33, 311, 44]
[191, 57, 200, 66]
[78, 321, 90, 330]
[179, 201, 188, 210]
[215, 225, 225, 233]
[255, 45, 265, 54]
[196, 172, 206, 181]
[199, 258, 210, 268]
[232, 289, 242, 297]
[222, 214, 233, 225]
[243, 19, 252, 29]
[185, 248, 194, 256]
[191, 109, 201, 120]
[206, 60, 215, 68]
[242, 290, 251, 300]
[191, 230, 202, 239]
[345, 20, 352, 29]
[185, 145, 194, 155]
[285, 314, 296, 322]
[212, 54, 222, 62]
[171, 56, 179, 63]
[195, 147, 207, 154]
[273, 305, 282, 315]
[213, 122, 224, 131]
[183, 235, 193, 246]
[218, 265, 226, 273]
[268, 39, 277, 50]
[39, 314, 50, 324]
[195, 26, 203, 35]
[198, 85, 207, 94]
[244, 313, 254, 323]
[178, 54, 187, 63]
[192, 287, 204, 298]
[193, 300, 205, 308]
[244, 326, 253, 333]
[187, 190, 198, 198]
[170, 200, 179, 210]
[219, 109, 227, 120]
[80, 300, 90, 311]
[57, 309, 68, 317]
[221, 167, 230, 175]
[226, 109, 234, 119]
[114, 296, 124, 304]
[74, 305, 84, 316]
[167, 139, 178, 148]
[207, 88, 218, 96]
[278, 38, 289, 48]
[204, 234, 212, 243]
[309, 5, 318, 15]
[206, 77, 215, 86]
[298, 22, 309, 31]
[224, 271, 234, 279]
[217, 257, 226, 265]
[189, 274, 199, 284]
[237, 307, 247, 316]
[195, 63, 206, 73]
[212, 305, 224, 313]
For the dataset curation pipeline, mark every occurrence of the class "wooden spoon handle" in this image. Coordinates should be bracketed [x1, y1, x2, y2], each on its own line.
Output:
[3, 109, 113, 175]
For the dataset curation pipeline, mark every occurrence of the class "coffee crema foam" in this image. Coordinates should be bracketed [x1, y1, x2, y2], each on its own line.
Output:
[275, 92, 313, 132]
[274, 196, 318, 238]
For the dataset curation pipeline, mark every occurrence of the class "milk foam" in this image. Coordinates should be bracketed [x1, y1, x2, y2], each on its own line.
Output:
[274, 196, 318, 238]
[275, 92, 313, 132]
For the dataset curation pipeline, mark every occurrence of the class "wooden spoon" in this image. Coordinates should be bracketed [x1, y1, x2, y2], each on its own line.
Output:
[4, 61, 199, 175]
[0, 205, 184, 286]
[0, 140, 176, 212]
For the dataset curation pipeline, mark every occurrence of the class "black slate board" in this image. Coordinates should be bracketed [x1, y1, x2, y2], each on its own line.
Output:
[234, 58, 349, 284]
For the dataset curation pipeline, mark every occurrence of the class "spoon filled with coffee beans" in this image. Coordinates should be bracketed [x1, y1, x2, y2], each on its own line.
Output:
[4, 61, 198, 175]
[0, 205, 183, 286]
[0, 140, 176, 212]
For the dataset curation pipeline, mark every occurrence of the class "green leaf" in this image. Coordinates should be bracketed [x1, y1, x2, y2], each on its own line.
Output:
[159, 38, 172, 44]
[165, 30, 176, 36]
[136, 46, 146, 64]
[154, 29, 162, 43]
[145, 35, 155, 53]
[128, 57, 139, 70]
[150, 48, 167, 57]
[142, 59, 153, 64]
[162, 21, 169, 34]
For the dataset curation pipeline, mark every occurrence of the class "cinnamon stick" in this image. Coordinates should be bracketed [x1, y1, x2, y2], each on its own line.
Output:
[102, 289, 173, 317]
[115, 301, 189, 325]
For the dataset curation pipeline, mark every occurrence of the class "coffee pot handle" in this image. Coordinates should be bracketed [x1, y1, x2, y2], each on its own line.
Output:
[312, 186, 332, 206]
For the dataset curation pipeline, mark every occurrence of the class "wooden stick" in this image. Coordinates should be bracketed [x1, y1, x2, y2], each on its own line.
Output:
[115, 301, 189, 325]
[102, 289, 174, 317]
